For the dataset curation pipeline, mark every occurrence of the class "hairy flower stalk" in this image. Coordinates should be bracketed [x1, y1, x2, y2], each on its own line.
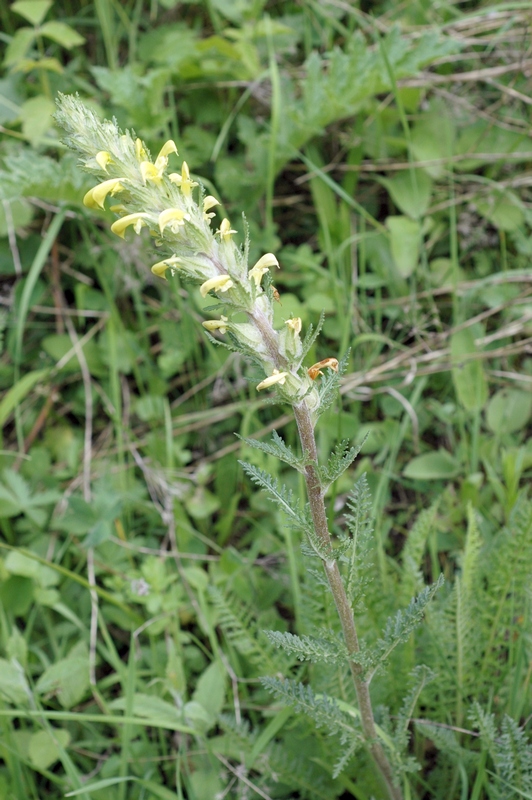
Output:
[55, 94, 403, 800]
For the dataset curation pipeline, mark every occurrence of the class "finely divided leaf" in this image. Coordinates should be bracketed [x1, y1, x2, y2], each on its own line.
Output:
[237, 430, 305, 472]
[239, 461, 313, 535]
[264, 630, 349, 664]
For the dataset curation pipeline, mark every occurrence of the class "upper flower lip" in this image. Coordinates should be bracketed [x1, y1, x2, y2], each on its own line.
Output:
[83, 178, 124, 209]
[110, 212, 151, 238]
[256, 369, 289, 392]
[199, 275, 234, 298]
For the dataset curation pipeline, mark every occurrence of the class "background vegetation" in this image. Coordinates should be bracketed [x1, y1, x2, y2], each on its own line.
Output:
[1, 1, 531, 798]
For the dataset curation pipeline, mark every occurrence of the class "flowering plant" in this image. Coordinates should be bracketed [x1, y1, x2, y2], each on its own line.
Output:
[54, 93, 443, 800]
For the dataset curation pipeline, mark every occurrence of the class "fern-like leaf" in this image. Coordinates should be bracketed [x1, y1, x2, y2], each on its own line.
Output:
[239, 461, 313, 535]
[365, 576, 444, 681]
[319, 437, 365, 490]
[209, 586, 288, 675]
[344, 473, 374, 606]
[264, 630, 349, 665]
[261, 676, 358, 741]
[300, 311, 325, 360]
[237, 430, 306, 473]
[315, 350, 350, 419]
[393, 665, 435, 757]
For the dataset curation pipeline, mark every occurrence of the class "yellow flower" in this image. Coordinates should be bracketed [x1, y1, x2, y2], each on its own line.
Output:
[199, 275, 234, 298]
[150, 256, 182, 280]
[256, 369, 289, 392]
[139, 140, 178, 184]
[95, 151, 111, 171]
[83, 178, 124, 210]
[286, 317, 302, 334]
[169, 162, 198, 196]
[249, 253, 279, 287]
[135, 138, 147, 161]
[158, 208, 190, 234]
[202, 316, 228, 334]
[216, 219, 237, 241]
[111, 212, 151, 238]
[202, 195, 220, 223]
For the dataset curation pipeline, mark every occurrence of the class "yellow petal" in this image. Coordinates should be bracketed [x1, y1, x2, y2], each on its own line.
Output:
[256, 369, 288, 392]
[83, 178, 124, 210]
[158, 208, 188, 233]
[110, 212, 150, 238]
[140, 161, 162, 184]
[95, 151, 111, 171]
[202, 316, 228, 334]
[151, 256, 181, 280]
[217, 218, 237, 241]
[135, 138, 147, 160]
[203, 196, 220, 212]
[286, 317, 302, 334]
[199, 275, 234, 298]
[157, 140, 178, 160]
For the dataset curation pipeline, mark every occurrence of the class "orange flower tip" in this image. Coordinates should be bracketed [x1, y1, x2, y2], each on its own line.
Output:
[256, 369, 289, 392]
[307, 358, 339, 380]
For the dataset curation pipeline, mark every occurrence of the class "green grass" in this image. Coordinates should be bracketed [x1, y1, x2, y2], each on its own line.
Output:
[1, 1, 532, 798]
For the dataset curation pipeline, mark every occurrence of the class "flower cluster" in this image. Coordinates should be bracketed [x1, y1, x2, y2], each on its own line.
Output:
[55, 94, 338, 413]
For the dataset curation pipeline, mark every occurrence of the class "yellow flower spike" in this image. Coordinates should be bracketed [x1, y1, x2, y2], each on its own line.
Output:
[95, 151, 111, 171]
[158, 208, 190, 234]
[83, 178, 124, 210]
[249, 253, 279, 287]
[199, 275, 234, 298]
[150, 256, 182, 280]
[286, 317, 302, 334]
[256, 369, 289, 392]
[169, 162, 198, 196]
[202, 316, 228, 334]
[110, 212, 151, 238]
[216, 218, 237, 241]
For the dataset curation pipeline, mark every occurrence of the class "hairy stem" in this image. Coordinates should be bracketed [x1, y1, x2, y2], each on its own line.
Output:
[293, 401, 403, 800]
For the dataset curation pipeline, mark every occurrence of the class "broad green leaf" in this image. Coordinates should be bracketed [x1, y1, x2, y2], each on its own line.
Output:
[3, 27, 35, 66]
[403, 450, 459, 480]
[451, 328, 487, 412]
[39, 21, 85, 49]
[0, 198, 34, 237]
[19, 95, 55, 146]
[192, 659, 226, 719]
[410, 99, 455, 178]
[11, 0, 52, 26]
[487, 389, 532, 435]
[0, 658, 31, 705]
[35, 643, 90, 708]
[476, 192, 524, 232]
[28, 728, 70, 770]
[0, 368, 48, 427]
[379, 168, 432, 219]
[386, 215, 421, 278]
[109, 693, 183, 725]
